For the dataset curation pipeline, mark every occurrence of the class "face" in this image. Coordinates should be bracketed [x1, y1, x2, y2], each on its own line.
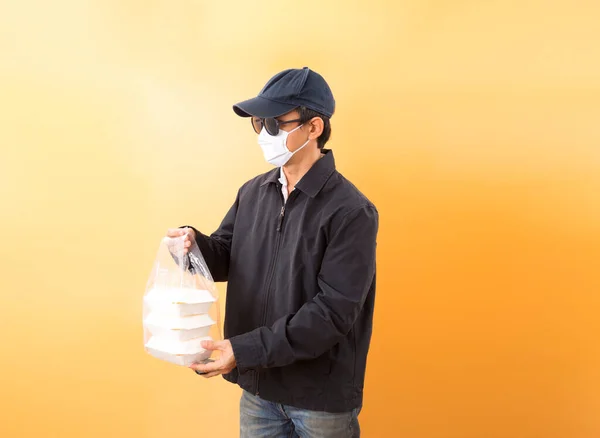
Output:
[275, 110, 307, 153]
[278, 111, 325, 154]
[251, 110, 324, 154]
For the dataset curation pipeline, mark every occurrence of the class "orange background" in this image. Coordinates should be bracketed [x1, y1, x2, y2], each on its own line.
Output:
[1, 1, 599, 437]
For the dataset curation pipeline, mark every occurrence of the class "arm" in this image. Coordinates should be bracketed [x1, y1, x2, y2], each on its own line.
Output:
[229, 204, 379, 370]
[182, 190, 239, 282]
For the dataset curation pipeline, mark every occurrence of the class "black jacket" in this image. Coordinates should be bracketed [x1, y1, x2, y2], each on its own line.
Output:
[191, 150, 378, 413]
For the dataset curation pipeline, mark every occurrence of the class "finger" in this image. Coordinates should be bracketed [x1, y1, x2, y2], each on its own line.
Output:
[201, 371, 222, 379]
[167, 228, 187, 238]
[203, 340, 228, 352]
[166, 228, 184, 237]
[190, 360, 221, 374]
[201, 340, 218, 351]
[183, 227, 196, 241]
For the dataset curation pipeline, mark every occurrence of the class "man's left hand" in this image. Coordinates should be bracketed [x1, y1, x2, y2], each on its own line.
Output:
[190, 340, 236, 378]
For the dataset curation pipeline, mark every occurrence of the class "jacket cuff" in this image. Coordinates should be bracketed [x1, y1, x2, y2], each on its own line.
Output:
[229, 331, 263, 372]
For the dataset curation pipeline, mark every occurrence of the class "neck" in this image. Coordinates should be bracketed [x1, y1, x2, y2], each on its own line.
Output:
[282, 146, 323, 192]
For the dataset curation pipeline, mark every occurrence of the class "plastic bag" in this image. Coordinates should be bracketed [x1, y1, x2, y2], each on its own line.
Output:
[143, 232, 221, 367]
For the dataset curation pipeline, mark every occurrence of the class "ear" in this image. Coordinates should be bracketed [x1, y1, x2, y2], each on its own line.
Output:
[307, 117, 324, 141]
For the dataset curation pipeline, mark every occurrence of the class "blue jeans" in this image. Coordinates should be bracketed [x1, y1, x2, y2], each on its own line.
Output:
[240, 390, 361, 438]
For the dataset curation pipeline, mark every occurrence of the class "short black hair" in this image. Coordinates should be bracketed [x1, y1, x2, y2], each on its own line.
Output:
[297, 106, 331, 149]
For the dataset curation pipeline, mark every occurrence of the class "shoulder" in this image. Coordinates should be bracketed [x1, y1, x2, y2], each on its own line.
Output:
[318, 171, 378, 239]
[324, 170, 378, 215]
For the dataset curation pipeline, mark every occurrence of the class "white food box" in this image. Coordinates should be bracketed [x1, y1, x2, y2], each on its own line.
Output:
[145, 336, 213, 367]
[144, 287, 216, 317]
[144, 313, 215, 342]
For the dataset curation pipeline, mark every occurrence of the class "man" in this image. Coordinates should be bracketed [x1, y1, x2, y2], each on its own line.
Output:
[167, 67, 378, 437]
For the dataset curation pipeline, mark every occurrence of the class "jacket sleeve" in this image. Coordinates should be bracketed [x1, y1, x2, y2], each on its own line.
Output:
[181, 190, 239, 283]
[229, 204, 378, 370]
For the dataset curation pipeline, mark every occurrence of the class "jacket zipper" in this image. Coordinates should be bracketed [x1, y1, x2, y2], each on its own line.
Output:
[254, 194, 287, 396]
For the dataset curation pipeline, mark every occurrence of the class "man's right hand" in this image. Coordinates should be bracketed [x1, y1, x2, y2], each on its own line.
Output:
[166, 228, 196, 254]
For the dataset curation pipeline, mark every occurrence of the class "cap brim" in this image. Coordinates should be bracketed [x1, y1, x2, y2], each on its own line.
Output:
[233, 96, 297, 118]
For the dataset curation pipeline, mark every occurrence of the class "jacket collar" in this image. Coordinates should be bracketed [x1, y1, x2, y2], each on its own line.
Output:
[261, 149, 336, 198]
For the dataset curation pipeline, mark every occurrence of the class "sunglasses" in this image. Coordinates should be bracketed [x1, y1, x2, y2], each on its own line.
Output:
[251, 117, 302, 136]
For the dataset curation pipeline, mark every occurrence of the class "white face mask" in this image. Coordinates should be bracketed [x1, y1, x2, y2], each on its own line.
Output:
[258, 124, 310, 167]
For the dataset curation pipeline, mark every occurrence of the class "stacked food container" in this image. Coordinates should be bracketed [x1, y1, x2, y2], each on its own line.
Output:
[144, 285, 217, 366]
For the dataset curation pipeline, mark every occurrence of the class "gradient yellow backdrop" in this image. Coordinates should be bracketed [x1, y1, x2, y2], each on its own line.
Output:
[1, 1, 599, 437]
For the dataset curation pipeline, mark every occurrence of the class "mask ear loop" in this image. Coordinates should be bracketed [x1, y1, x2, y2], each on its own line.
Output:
[287, 131, 311, 156]
[283, 122, 306, 152]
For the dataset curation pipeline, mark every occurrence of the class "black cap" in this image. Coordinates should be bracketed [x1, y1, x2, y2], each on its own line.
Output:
[233, 67, 335, 119]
